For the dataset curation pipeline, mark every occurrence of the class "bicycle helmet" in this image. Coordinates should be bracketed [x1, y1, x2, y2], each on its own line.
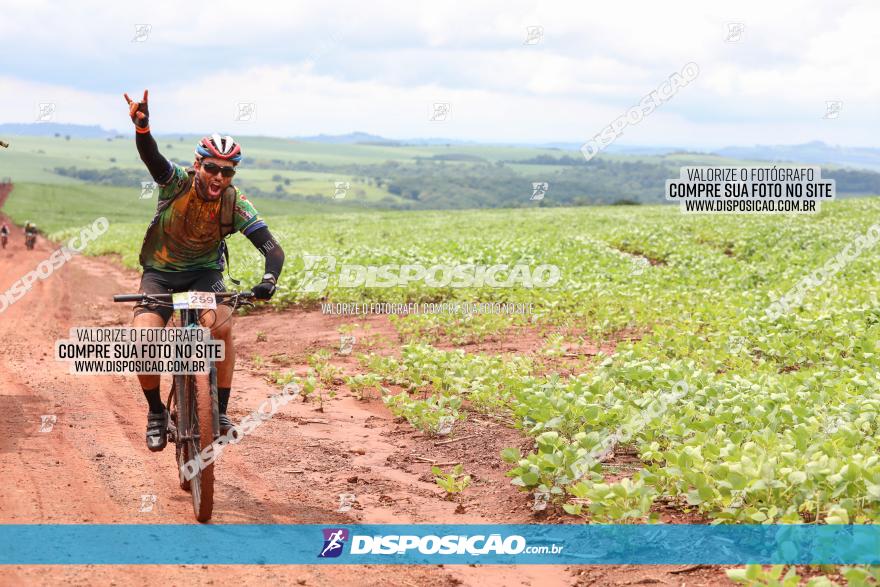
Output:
[195, 133, 242, 163]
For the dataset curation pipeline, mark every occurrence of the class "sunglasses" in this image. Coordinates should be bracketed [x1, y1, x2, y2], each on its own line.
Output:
[201, 162, 237, 178]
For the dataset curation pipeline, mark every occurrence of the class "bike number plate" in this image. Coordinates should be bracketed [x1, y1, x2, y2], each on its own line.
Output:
[172, 291, 217, 310]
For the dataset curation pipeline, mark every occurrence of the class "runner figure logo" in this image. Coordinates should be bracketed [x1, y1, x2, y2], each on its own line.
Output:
[429, 102, 450, 122]
[139, 494, 158, 513]
[300, 255, 336, 293]
[531, 182, 549, 201]
[235, 102, 256, 122]
[823, 100, 842, 120]
[524, 25, 544, 45]
[39, 415, 57, 432]
[319, 528, 349, 558]
[132, 24, 152, 43]
[333, 181, 350, 199]
[36, 102, 56, 122]
[532, 488, 550, 511]
[725, 22, 745, 43]
[339, 335, 356, 355]
[337, 493, 357, 512]
[140, 181, 157, 199]
[631, 256, 649, 276]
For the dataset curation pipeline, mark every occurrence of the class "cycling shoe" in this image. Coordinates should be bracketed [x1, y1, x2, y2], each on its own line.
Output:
[146, 409, 169, 452]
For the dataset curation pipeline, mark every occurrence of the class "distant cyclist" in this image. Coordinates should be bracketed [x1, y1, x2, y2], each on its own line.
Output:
[24, 221, 37, 250]
[124, 89, 286, 452]
[0, 223, 8, 248]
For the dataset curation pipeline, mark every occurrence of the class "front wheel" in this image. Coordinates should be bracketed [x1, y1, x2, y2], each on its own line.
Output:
[189, 370, 216, 522]
[170, 376, 191, 492]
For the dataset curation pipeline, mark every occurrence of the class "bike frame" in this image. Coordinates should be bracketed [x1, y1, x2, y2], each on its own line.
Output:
[171, 304, 219, 514]
[113, 290, 253, 522]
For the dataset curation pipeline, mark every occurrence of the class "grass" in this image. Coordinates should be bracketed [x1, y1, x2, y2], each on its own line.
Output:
[2, 182, 370, 234]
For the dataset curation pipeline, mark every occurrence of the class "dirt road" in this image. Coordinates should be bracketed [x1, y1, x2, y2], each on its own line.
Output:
[0, 194, 730, 586]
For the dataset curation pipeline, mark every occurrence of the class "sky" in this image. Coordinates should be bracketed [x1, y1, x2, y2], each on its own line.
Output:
[0, 0, 876, 148]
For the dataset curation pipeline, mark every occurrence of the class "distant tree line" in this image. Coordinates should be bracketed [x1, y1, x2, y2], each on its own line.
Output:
[823, 169, 880, 193]
[53, 166, 144, 187]
[51, 156, 880, 210]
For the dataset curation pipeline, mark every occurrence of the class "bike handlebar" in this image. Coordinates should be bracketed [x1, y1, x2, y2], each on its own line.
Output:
[113, 292, 255, 303]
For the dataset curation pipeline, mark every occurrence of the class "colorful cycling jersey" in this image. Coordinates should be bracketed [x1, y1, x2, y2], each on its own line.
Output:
[141, 163, 265, 272]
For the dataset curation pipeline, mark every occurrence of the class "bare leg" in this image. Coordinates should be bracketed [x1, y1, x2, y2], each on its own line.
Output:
[133, 312, 166, 391]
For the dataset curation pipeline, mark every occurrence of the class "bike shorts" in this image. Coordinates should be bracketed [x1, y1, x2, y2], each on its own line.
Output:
[134, 268, 227, 324]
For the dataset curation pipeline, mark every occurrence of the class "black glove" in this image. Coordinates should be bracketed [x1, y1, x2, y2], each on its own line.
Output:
[124, 89, 150, 130]
[252, 274, 277, 300]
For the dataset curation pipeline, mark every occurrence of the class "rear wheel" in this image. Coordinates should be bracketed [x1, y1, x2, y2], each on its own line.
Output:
[190, 370, 216, 522]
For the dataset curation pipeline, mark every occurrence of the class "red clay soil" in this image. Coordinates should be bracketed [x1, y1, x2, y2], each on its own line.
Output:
[0, 205, 739, 586]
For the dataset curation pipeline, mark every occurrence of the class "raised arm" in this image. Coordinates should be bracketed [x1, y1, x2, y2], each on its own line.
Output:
[124, 90, 173, 185]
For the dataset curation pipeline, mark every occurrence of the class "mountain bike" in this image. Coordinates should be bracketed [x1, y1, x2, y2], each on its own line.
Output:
[25, 232, 35, 250]
[113, 290, 253, 522]
[1, 233, 7, 249]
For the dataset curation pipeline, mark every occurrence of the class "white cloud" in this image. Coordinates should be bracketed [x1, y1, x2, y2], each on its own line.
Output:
[0, 76, 120, 127]
[0, 0, 876, 146]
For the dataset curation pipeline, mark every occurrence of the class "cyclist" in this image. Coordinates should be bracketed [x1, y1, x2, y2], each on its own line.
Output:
[0, 222, 8, 248]
[124, 89, 285, 452]
[24, 221, 37, 249]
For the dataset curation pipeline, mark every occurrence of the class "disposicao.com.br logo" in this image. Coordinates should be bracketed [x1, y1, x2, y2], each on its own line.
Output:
[319, 529, 563, 557]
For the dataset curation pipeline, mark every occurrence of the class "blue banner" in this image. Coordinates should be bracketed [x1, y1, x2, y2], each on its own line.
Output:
[1, 524, 879, 565]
